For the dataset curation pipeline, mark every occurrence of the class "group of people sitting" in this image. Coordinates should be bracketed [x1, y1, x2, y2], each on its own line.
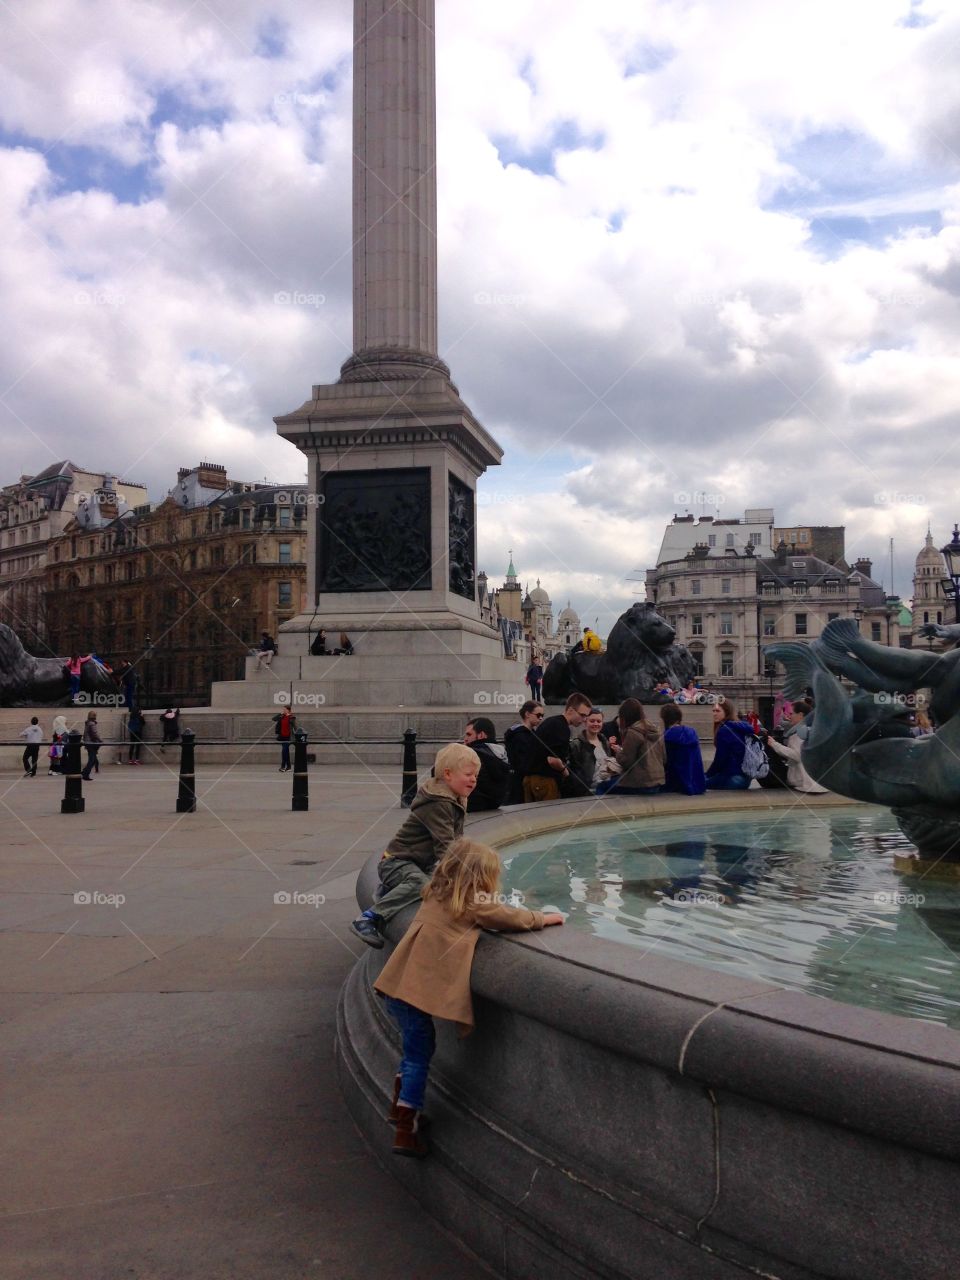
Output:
[456, 691, 828, 810]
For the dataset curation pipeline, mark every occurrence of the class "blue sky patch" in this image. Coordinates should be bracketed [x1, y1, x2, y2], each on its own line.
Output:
[624, 42, 676, 76]
[494, 119, 606, 176]
[256, 16, 288, 58]
[0, 128, 154, 203]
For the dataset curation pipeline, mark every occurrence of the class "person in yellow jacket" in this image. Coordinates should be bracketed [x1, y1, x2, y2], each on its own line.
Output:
[582, 627, 602, 653]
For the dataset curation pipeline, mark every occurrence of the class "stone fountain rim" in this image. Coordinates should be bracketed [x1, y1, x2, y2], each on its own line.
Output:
[357, 792, 960, 1162]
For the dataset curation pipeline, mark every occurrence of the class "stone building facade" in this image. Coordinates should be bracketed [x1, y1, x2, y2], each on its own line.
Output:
[911, 528, 948, 635]
[645, 541, 902, 714]
[0, 461, 147, 653]
[476, 557, 583, 663]
[42, 464, 307, 704]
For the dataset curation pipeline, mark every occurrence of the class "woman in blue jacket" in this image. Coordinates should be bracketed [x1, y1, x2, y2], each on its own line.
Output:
[705, 700, 753, 790]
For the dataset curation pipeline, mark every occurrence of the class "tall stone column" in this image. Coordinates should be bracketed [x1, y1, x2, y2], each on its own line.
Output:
[273, 0, 506, 672]
[341, 0, 449, 382]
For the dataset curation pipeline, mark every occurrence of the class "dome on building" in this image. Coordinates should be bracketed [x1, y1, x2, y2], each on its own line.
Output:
[529, 578, 551, 605]
[557, 601, 580, 627]
[916, 528, 947, 571]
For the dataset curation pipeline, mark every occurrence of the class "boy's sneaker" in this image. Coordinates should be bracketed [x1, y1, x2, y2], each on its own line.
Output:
[350, 914, 384, 948]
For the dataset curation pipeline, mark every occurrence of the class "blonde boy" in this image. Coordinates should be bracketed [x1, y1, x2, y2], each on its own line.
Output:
[350, 743, 479, 948]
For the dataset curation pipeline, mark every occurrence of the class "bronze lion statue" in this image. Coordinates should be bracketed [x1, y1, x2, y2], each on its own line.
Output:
[542, 603, 697, 705]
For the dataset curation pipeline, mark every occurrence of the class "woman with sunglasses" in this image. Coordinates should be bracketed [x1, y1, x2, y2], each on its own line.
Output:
[503, 700, 545, 804]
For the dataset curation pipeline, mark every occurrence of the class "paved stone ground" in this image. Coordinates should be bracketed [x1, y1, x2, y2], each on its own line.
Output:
[1, 763, 491, 1280]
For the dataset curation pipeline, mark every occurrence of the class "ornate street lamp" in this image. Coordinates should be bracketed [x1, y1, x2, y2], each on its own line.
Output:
[940, 525, 960, 624]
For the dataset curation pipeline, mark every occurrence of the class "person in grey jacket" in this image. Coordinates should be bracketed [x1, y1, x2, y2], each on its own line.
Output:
[81, 711, 102, 780]
[350, 744, 479, 948]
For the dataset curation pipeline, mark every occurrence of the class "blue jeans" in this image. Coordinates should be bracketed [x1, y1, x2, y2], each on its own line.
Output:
[383, 996, 436, 1111]
[705, 774, 750, 790]
[69, 674, 81, 699]
[597, 781, 661, 796]
[280, 741, 290, 768]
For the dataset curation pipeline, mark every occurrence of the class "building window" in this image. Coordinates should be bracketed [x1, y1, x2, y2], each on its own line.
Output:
[211, 545, 224, 566]
[691, 579, 701, 596]
[720, 650, 735, 677]
[189, 550, 198, 570]
[689, 648, 704, 677]
[726, 533, 735, 548]
[750, 532, 762, 546]
[239, 543, 256, 565]
[795, 613, 808, 636]
[871, 622, 882, 642]
[720, 612, 733, 635]
[278, 541, 292, 565]
[241, 508, 251, 529]
[691, 613, 703, 636]
[827, 612, 839, 622]
[797, 531, 809, 543]
[763, 616, 776, 636]
[708, 534, 717, 547]
[278, 581, 292, 607]
[105, 565, 114, 583]
[278, 507, 292, 528]
[669, 580, 675, 596]
[721, 578, 731, 594]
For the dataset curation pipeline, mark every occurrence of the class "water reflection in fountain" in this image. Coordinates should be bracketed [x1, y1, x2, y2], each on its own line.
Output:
[502, 808, 960, 1027]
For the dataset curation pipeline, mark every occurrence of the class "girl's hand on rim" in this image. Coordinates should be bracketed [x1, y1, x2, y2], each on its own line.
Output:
[542, 913, 565, 927]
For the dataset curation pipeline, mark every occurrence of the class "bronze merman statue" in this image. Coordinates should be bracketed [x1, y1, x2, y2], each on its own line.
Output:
[766, 618, 960, 860]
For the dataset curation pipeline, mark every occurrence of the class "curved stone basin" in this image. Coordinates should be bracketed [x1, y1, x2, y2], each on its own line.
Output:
[336, 793, 960, 1280]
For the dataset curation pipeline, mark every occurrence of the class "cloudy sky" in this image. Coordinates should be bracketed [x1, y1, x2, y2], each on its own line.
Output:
[2, 0, 960, 633]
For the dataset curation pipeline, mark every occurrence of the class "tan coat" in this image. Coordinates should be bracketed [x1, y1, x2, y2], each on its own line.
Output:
[374, 893, 546, 1035]
[618, 720, 665, 789]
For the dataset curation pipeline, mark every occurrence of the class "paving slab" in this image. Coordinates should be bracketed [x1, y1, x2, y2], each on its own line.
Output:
[1, 765, 490, 1280]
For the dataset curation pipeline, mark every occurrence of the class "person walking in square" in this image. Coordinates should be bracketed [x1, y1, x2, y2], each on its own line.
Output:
[350, 743, 479, 948]
[19, 716, 43, 777]
[525, 657, 544, 702]
[374, 836, 563, 1156]
[81, 711, 101, 780]
[48, 715, 68, 775]
[275, 706, 294, 772]
[127, 706, 145, 765]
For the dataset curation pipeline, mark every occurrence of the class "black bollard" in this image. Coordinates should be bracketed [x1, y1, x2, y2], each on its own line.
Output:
[175, 728, 197, 813]
[60, 730, 85, 814]
[401, 728, 418, 808]
[292, 729, 309, 811]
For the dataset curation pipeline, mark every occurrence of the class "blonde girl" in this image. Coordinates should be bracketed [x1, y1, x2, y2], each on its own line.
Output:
[374, 837, 563, 1157]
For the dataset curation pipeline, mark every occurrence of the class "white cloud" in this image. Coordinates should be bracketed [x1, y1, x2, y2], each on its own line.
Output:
[2, 0, 960, 629]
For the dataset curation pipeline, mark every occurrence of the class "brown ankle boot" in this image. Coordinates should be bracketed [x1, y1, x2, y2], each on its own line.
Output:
[393, 1105, 429, 1158]
[386, 1074, 401, 1123]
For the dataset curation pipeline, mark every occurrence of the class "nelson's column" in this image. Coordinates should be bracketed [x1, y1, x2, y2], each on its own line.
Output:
[273, 0, 520, 706]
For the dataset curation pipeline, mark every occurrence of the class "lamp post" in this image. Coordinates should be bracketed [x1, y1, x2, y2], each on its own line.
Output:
[853, 602, 865, 629]
[143, 633, 155, 707]
[940, 525, 960, 624]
